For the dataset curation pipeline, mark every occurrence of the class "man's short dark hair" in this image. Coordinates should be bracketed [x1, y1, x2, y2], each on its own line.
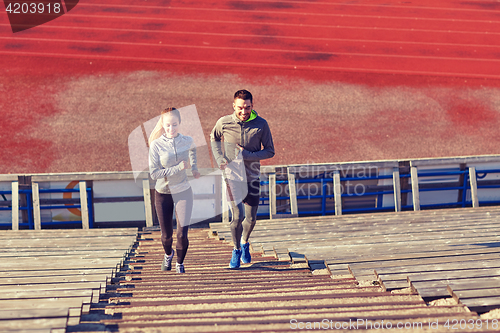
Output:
[234, 89, 253, 103]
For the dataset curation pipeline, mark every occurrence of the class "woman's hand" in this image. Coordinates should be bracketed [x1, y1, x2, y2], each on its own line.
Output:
[179, 160, 191, 170]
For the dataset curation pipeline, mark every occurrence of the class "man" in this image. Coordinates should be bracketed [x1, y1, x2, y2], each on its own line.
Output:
[210, 89, 275, 268]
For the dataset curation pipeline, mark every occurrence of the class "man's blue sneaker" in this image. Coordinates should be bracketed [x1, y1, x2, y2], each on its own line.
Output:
[229, 249, 242, 269]
[241, 242, 251, 264]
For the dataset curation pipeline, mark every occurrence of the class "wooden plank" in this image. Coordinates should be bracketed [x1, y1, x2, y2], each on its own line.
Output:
[367, 258, 500, 275]
[0, 227, 138, 235]
[79, 181, 90, 229]
[269, 172, 277, 219]
[450, 287, 500, 299]
[255, 232, 500, 251]
[392, 168, 401, 212]
[410, 166, 420, 211]
[11, 180, 19, 230]
[32, 181, 41, 230]
[226, 236, 500, 263]
[0, 274, 110, 286]
[247, 221, 500, 241]
[252, 205, 500, 223]
[0, 268, 115, 279]
[452, 296, 500, 313]
[0, 175, 19, 181]
[0, 309, 74, 329]
[323, 247, 500, 266]
[0, 231, 138, 240]
[142, 178, 153, 228]
[0, 317, 69, 331]
[1, 298, 84, 311]
[242, 209, 500, 228]
[254, 237, 500, 257]
[31, 171, 138, 182]
[182, 227, 500, 247]
[30, 168, 219, 182]
[0, 249, 129, 258]
[259, 165, 276, 174]
[219, 204, 500, 233]
[379, 275, 500, 297]
[332, 254, 494, 275]
[3, 236, 137, 245]
[409, 155, 500, 167]
[248, 218, 500, 239]
[0, 289, 95, 302]
[446, 278, 500, 291]
[379, 267, 500, 287]
[333, 170, 342, 216]
[0, 246, 132, 255]
[469, 167, 479, 208]
[0, 282, 105, 294]
[410, 286, 449, 299]
[287, 161, 398, 174]
[0, 259, 123, 271]
[287, 169, 298, 216]
[0, 308, 69, 320]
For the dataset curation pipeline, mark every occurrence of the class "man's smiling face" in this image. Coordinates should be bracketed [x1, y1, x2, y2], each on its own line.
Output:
[233, 98, 253, 122]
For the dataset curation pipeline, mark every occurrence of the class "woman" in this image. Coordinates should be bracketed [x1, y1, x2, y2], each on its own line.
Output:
[149, 107, 200, 273]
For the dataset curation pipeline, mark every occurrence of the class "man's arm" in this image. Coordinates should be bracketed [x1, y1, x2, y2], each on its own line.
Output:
[241, 121, 275, 161]
[210, 118, 228, 168]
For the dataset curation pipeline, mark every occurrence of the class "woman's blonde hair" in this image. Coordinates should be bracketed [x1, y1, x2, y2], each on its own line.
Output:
[148, 107, 181, 146]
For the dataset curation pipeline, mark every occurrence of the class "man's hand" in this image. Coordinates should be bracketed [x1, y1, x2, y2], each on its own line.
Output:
[192, 170, 201, 179]
[219, 161, 228, 170]
[237, 144, 244, 151]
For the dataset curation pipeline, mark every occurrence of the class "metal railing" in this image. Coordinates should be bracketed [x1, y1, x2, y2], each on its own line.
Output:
[2, 155, 500, 228]
[0, 187, 93, 229]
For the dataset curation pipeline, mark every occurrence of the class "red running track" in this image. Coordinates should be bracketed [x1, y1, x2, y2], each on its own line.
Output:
[3, 0, 500, 78]
[1, 0, 500, 173]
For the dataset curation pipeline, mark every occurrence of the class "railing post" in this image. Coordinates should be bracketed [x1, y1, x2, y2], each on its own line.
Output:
[410, 166, 420, 211]
[333, 170, 342, 216]
[79, 181, 90, 229]
[287, 169, 298, 216]
[11, 180, 19, 230]
[222, 175, 229, 223]
[269, 172, 277, 219]
[142, 178, 154, 227]
[214, 174, 222, 219]
[392, 167, 401, 212]
[32, 182, 41, 230]
[469, 167, 479, 208]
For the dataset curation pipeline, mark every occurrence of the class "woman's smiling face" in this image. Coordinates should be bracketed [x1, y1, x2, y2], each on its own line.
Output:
[162, 113, 180, 138]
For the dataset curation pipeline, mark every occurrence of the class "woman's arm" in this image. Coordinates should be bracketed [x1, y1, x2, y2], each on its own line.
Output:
[189, 139, 201, 179]
[149, 142, 183, 180]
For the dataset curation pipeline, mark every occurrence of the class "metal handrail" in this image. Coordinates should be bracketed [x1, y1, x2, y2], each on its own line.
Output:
[0, 188, 93, 229]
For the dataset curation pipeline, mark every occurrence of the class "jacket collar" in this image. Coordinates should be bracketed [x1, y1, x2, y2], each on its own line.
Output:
[232, 110, 258, 124]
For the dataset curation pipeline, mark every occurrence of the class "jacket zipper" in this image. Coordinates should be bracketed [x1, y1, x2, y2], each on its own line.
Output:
[173, 137, 178, 161]
[240, 122, 245, 147]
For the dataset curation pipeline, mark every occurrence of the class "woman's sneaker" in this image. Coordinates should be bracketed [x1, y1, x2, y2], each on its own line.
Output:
[161, 250, 174, 271]
[229, 249, 242, 269]
[241, 242, 251, 264]
[176, 263, 185, 273]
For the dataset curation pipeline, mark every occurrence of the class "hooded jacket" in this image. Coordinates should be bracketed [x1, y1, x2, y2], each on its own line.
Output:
[210, 110, 275, 181]
[149, 133, 198, 194]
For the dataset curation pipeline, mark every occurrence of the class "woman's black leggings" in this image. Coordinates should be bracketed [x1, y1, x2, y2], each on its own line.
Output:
[155, 188, 193, 264]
